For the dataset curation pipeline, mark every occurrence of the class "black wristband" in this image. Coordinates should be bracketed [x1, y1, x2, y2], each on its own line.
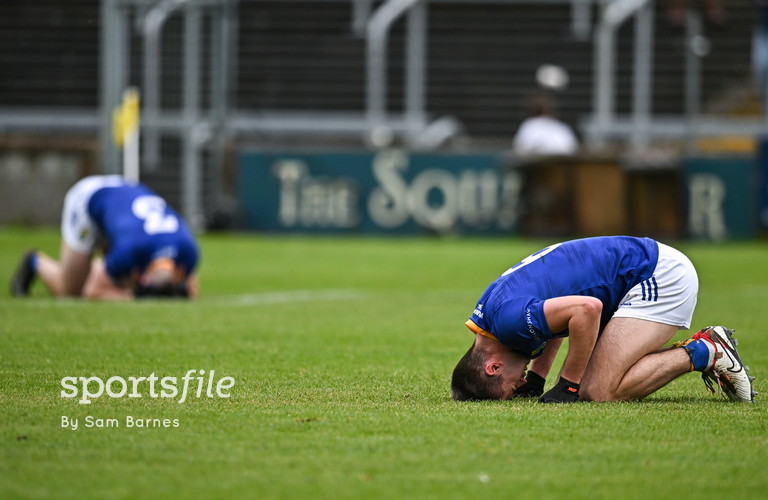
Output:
[526, 371, 546, 386]
[538, 376, 580, 403]
[512, 371, 546, 398]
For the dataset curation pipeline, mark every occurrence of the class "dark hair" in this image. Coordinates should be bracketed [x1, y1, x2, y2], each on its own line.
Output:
[451, 344, 505, 401]
[530, 94, 555, 117]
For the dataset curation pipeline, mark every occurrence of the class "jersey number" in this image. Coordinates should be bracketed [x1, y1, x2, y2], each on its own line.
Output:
[501, 243, 562, 276]
[131, 195, 179, 235]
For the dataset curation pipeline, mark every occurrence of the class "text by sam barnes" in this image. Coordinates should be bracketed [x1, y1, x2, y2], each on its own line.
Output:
[61, 415, 180, 430]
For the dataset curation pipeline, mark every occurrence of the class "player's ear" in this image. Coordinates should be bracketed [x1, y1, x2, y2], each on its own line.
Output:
[484, 361, 502, 377]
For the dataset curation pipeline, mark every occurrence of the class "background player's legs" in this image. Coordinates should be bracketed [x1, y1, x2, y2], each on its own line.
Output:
[580, 317, 689, 401]
[36, 242, 92, 297]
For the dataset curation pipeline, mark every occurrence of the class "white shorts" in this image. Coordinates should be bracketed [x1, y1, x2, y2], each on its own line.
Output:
[61, 175, 125, 254]
[612, 242, 698, 329]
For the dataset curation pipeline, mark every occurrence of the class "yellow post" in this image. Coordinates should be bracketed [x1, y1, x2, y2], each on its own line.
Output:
[112, 88, 141, 182]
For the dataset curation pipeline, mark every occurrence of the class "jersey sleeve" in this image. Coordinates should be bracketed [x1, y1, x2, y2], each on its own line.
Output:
[176, 240, 199, 277]
[491, 296, 554, 357]
[104, 245, 134, 283]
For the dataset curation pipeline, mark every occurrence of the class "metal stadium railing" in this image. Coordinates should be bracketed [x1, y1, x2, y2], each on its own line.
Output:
[0, 0, 763, 229]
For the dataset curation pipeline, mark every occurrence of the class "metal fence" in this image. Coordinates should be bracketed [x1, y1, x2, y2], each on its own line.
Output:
[0, 0, 762, 227]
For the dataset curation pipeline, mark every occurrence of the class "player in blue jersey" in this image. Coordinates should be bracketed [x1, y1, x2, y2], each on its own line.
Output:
[11, 175, 199, 300]
[451, 236, 755, 403]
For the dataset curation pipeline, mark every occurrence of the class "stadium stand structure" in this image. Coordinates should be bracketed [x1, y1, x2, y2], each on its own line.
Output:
[0, 0, 758, 225]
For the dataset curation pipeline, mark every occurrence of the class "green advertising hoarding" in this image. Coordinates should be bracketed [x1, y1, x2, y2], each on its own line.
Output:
[238, 150, 522, 234]
[685, 157, 757, 240]
[238, 151, 760, 239]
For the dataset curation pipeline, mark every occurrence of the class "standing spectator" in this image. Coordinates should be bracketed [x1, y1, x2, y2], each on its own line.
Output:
[511, 94, 579, 157]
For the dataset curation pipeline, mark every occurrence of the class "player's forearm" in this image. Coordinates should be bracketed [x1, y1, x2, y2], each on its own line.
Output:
[560, 307, 601, 383]
[83, 278, 133, 300]
[528, 337, 564, 379]
[541, 295, 602, 383]
[81, 260, 133, 300]
[185, 274, 199, 299]
[94, 287, 134, 301]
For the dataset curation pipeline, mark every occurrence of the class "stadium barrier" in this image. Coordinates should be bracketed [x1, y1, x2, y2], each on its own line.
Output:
[0, 136, 96, 225]
[238, 149, 521, 235]
[237, 149, 758, 240]
[685, 157, 757, 240]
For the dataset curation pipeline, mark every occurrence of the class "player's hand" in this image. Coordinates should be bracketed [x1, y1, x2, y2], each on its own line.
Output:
[513, 371, 546, 398]
[538, 377, 580, 403]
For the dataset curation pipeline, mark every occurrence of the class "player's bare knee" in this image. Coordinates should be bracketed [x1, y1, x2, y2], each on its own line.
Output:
[580, 381, 620, 402]
[583, 296, 603, 316]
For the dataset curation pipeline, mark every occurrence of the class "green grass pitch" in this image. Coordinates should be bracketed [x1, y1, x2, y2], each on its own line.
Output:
[1, 227, 767, 499]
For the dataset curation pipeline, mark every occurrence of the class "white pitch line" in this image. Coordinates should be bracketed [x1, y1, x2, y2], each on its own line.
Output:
[216, 289, 367, 306]
[2, 289, 368, 308]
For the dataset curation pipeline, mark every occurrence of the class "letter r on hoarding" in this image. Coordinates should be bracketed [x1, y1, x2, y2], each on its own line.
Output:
[688, 173, 727, 240]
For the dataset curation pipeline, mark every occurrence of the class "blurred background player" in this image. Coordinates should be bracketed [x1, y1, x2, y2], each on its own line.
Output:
[11, 175, 199, 300]
[451, 236, 755, 403]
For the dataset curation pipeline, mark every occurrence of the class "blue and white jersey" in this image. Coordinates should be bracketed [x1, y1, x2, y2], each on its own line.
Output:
[467, 236, 659, 357]
[86, 181, 199, 282]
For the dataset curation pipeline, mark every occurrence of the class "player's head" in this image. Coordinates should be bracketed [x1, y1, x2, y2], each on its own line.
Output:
[451, 335, 529, 401]
[134, 257, 189, 298]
